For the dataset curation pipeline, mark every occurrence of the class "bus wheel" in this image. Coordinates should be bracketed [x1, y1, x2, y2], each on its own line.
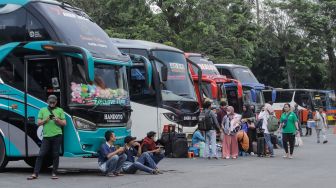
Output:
[0, 136, 9, 172]
[24, 156, 53, 171]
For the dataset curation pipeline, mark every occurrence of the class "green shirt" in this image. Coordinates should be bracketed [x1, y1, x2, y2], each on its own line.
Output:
[38, 107, 65, 137]
[280, 112, 298, 134]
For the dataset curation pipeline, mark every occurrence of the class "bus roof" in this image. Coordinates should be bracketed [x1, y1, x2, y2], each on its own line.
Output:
[215, 64, 249, 69]
[2, 0, 60, 6]
[263, 89, 321, 92]
[110, 38, 183, 53]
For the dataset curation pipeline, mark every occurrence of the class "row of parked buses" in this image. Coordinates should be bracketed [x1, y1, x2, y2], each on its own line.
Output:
[0, 0, 244, 170]
[0, 0, 335, 171]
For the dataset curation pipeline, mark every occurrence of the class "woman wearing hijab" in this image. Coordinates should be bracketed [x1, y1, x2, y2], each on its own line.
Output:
[221, 106, 241, 159]
[241, 104, 256, 155]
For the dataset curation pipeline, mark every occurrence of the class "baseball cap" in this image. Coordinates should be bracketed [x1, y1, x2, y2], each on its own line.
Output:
[124, 136, 136, 144]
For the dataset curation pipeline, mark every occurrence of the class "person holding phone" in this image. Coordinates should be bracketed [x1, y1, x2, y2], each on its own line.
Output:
[141, 131, 165, 164]
[27, 95, 66, 180]
[98, 130, 127, 177]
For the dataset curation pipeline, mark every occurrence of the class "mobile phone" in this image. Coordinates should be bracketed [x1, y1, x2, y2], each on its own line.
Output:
[49, 114, 55, 119]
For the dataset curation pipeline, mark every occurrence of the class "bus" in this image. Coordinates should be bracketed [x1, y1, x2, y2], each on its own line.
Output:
[313, 90, 336, 125]
[0, 0, 139, 170]
[263, 89, 329, 124]
[185, 53, 243, 110]
[215, 64, 265, 112]
[111, 38, 200, 140]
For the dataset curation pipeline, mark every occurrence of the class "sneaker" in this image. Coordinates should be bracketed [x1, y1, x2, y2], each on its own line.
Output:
[207, 157, 211, 160]
[289, 155, 293, 159]
[323, 140, 328, 144]
[232, 156, 237, 159]
[250, 152, 255, 156]
[225, 156, 230, 159]
[213, 157, 219, 160]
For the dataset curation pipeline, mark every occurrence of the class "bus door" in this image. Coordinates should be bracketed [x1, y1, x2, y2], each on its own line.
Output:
[24, 55, 62, 156]
[1, 55, 27, 157]
[127, 59, 158, 138]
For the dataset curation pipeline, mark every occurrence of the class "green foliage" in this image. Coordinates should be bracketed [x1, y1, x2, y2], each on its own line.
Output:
[68, 0, 334, 90]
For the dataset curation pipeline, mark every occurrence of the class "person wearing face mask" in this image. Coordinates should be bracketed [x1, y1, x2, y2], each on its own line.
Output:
[27, 95, 66, 180]
[221, 106, 241, 159]
[141, 131, 164, 164]
[279, 103, 299, 159]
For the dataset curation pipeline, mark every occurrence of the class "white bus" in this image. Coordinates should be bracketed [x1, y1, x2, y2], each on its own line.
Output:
[111, 39, 200, 140]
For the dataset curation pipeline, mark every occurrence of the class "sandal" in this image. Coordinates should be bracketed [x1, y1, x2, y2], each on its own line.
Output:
[106, 173, 116, 177]
[51, 174, 59, 180]
[27, 175, 38, 180]
[114, 172, 124, 176]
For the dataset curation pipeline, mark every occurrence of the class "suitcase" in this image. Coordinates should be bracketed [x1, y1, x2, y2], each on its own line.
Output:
[161, 133, 188, 158]
[257, 137, 266, 157]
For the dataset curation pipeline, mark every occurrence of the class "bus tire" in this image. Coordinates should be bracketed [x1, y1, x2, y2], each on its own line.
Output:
[0, 136, 9, 172]
[24, 156, 53, 171]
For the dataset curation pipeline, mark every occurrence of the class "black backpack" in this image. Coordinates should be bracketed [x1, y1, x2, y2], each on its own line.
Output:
[198, 110, 214, 131]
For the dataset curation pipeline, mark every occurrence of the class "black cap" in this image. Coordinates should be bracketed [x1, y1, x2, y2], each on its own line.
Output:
[124, 136, 136, 144]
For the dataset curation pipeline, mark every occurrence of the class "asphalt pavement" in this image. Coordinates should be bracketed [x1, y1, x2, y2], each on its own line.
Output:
[1, 129, 336, 188]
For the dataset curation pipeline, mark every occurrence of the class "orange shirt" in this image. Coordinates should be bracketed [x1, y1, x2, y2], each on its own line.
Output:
[237, 131, 249, 152]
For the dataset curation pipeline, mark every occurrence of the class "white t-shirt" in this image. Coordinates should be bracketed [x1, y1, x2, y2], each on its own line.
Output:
[258, 111, 269, 134]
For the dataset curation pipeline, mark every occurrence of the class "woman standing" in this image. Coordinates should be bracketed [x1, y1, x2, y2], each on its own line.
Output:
[222, 106, 241, 159]
[279, 103, 299, 159]
[241, 104, 256, 155]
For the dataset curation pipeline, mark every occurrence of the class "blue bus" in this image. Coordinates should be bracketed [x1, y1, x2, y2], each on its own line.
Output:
[0, 0, 139, 170]
[215, 64, 265, 112]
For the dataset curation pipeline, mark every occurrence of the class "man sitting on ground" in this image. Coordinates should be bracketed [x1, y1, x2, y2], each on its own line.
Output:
[141, 131, 165, 164]
[122, 136, 161, 175]
[98, 130, 126, 177]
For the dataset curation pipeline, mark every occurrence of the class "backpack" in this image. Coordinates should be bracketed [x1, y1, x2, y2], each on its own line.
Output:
[198, 110, 214, 131]
[267, 114, 279, 133]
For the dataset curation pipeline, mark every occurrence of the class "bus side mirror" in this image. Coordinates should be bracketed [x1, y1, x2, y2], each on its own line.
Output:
[42, 44, 94, 82]
[161, 66, 168, 82]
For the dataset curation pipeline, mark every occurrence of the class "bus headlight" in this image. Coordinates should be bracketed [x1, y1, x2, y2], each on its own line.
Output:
[163, 113, 179, 122]
[73, 117, 96, 130]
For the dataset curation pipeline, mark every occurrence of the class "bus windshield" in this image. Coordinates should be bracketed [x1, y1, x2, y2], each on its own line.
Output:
[68, 58, 129, 106]
[189, 56, 219, 75]
[328, 92, 336, 108]
[243, 90, 264, 105]
[152, 50, 197, 102]
[232, 67, 259, 84]
[35, 2, 123, 60]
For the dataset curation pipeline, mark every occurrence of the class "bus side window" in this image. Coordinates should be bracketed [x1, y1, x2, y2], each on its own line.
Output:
[0, 7, 26, 44]
[26, 12, 51, 41]
[0, 54, 24, 90]
[27, 58, 60, 102]
[219, 68, 233, 79]
[128, 65, 156, 106]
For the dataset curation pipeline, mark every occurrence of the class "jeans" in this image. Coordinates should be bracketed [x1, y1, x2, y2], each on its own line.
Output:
[264, 133, 274, 155]
[205, 130, 217, 158]
[149, 152, 164, 164]
[282, 133, 295, 155]
[34, 134, 62, 175]
[101, 154, 127, 174]
[122, 152, 157, 174]
[316, 129, 327, 143]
